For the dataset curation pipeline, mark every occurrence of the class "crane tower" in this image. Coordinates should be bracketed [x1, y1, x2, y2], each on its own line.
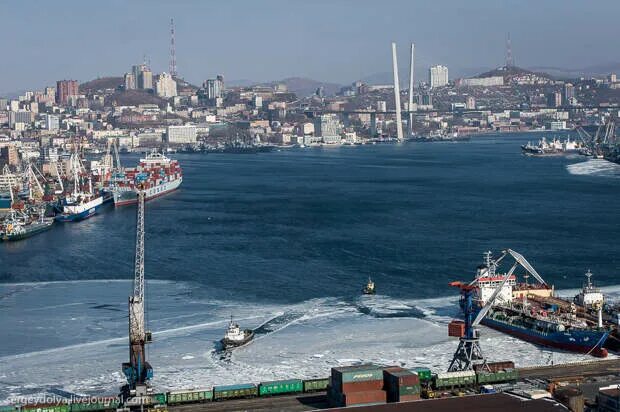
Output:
[122, 187, 153, 400]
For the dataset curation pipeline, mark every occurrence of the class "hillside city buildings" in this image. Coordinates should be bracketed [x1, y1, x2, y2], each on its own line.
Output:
[1, 55, 620, 170]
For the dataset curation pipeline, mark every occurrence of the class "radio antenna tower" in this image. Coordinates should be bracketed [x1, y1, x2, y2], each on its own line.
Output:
[169, 18, 177, 77]
[505, 32, 514, 68]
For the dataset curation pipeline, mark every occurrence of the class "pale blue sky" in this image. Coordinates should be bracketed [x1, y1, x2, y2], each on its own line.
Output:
[1, 0, 619, 93]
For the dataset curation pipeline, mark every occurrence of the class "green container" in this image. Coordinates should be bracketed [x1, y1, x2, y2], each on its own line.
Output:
[411, 367, 432, 382]
[167, 389, 212, 404]
[258, 379, 303, 396]
[332, 364, 384, 385]
[0, 406, 17, 412]
[303, 378, 329, 392]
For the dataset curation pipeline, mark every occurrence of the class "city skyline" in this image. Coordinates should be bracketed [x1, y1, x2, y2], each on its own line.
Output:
[2, 0, 620, 94]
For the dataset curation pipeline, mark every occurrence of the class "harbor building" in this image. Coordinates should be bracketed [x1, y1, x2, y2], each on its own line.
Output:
[429, 65, 449, 88]
[165, 125, 197, 144]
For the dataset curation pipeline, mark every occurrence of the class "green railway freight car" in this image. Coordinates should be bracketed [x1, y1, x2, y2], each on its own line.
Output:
[167, 389, 213, 405]
[303, 378, 329, 393]
[69, 397, 120, 412]
[21, 404, 70, 412]
[213, 383, 258, 401]
[476, 368, 519, 384]
[258, 379, 303, 396]
[0, 406, 19, 412]
[411, 367, 432, 382]
[434, 371, 476, 389]
[150, 394, 167, 406]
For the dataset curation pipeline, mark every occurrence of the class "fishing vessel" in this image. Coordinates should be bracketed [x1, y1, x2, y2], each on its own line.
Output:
[220, 317, 254, 350]
[465, 251, 610, 357]
[112, 152, 182, 207]
[0, 209, 54, 241]
[362, 277, 376, 295]
[521, 137, 583, 155]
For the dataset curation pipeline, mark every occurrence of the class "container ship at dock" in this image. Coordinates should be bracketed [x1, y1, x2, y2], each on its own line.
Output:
[111, 152, 182, 207]
[459, 251, 610, 358]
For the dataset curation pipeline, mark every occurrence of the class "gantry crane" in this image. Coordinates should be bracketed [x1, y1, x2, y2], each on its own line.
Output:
[448, 249, 546, 372]
[121, 185, 153, 401]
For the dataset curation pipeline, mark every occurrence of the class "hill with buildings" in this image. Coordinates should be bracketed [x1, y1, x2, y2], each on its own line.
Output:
[79, 77, 123, 94]
[263, 77, 342, 97]
[105, 89, 166, 108]
[476, 66, 553, 82]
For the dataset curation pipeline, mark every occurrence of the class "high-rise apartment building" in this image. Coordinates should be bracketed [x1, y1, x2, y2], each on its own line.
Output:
[429, 65, 449, 88]
[155, 72, 177, 98]
[55, 80, 78, 105]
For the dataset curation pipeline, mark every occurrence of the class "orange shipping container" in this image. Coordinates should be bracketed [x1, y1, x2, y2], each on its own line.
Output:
[448, 320, 466, 337]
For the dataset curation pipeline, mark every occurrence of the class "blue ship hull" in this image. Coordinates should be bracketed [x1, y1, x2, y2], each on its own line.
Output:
[55, 205, 100, 222]
[481, 316, 609, 357]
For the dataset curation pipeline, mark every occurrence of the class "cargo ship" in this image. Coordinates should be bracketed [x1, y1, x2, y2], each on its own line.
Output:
[220, 317, 254, 350]
[466, 251, 610, 357]
[0, 209, 54, 241]
[112, 152, 182, 207]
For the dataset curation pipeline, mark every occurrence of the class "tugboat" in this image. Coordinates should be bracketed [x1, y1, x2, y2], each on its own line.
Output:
[362, 277, 376, 295]
[220, 316, 254, 350]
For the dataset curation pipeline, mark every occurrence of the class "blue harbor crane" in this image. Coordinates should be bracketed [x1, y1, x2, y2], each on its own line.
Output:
[121, 188, 153, 402]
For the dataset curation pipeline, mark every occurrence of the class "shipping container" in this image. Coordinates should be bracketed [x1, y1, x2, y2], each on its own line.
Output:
[331, 364, 384, 387]
[151, 394, 166, 405]
[302, 378, 329, 393]
[212, 383, 258, 400]
[411, 367, 432, 382]
[340, 379, 384, 393]
[167, 389, 213, 404]
[341, 390, 387, 406]
[258, 379, 303, 396]
[385, 370, 420, 386]
[0, 407, 18, 412]
[448, 320, 466, 337]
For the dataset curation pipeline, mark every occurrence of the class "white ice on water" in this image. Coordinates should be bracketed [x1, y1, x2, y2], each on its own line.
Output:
[1, 280, 619, 403]
[566, 158, 620, 178]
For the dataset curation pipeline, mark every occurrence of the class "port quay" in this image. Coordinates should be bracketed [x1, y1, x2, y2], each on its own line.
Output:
[2, 2, 620, 412]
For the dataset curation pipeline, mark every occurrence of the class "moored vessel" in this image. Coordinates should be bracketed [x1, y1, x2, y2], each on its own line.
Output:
[112, 152, 182, 207]
[0, 209, 54, 241]
[464, 251, 610, 357]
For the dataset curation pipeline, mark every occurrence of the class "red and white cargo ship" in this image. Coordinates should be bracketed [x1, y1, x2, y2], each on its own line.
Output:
[112, 152, 182, 207]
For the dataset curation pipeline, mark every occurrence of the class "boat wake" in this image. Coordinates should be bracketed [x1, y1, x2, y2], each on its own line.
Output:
[566, 159, 620, 178]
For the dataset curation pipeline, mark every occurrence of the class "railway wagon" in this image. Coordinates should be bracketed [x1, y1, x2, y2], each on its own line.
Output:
[303, 378, 330, 393]
[258, 379, 303, 396]
[166, 389, 212, 405]
[212, 383, 258, 401]
[69, 397, 120, 412]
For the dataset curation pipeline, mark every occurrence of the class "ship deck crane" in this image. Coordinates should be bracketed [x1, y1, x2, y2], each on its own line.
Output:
[448, 249, 545, 372]
[121, 185, 153, 402]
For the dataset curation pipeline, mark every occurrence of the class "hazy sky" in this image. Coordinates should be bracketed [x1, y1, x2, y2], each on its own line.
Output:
[2, 0, 619, 93]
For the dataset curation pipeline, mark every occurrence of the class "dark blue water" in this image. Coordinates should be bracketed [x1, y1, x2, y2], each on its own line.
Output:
[3, 134, 619, 303]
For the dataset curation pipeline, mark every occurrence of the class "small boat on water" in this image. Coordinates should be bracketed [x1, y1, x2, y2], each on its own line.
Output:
[0, 209, 54, 241]
[220, 317, 254, 350]
[362, 277, 376, 295]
